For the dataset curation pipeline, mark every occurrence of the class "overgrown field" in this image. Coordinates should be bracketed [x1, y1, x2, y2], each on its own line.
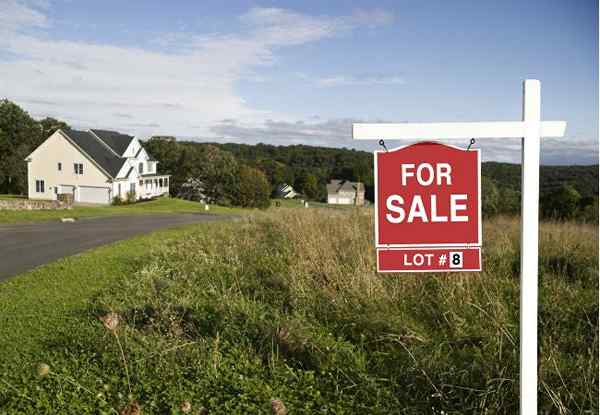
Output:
[0, 209, 597, 414]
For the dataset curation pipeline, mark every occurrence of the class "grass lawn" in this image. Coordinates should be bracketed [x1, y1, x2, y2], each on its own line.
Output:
[0, 209, 596, 413]
[0, 194, 27, 200]
[0, 221, 221, 413]
[0, 196, 243, 224]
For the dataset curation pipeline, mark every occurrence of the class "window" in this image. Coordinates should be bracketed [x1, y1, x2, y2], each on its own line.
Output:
[35, 180, 45, 193]
[118, 183, 122, 196]
[138, 162, 144, 174]
[139, 179, 143, 186]
[165, 177, 169, 187]
[57, 162, 62, 171]
[130, 183, 135, 193]
[159, 178, 163, 187]
[74, 163, 83, 175]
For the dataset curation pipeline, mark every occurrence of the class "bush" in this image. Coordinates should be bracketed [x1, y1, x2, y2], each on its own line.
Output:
[126, 190, 136, 204]
[111, 196, 122, 205]
[542, 184, 581, 219]
[482, 176, 500, 216]
[236, 166, 271, 209]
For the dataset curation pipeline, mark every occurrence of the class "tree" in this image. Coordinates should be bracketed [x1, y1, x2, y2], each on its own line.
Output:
[39, 117, 69, 138]
[481, 176, 500, 217]
[236, 166, 271, 209]
[256, 159, 287, 193]
[294, 172, 320, 200]
[0, 100, 44, 195]
[143, 137, 182, 182]
[580, 196, 598, 224]
[499, 187, 520, 215]
[0, 101, 71, 195]
[200, 145, 240, 205]
[542, 184, 581, 219]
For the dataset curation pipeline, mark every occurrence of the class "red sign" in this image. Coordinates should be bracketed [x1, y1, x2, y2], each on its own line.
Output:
[374, 142, 481, 273]
[378, 247, 481, 272]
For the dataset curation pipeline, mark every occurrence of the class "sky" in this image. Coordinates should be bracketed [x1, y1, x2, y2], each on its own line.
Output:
[0, 0, 598, 164]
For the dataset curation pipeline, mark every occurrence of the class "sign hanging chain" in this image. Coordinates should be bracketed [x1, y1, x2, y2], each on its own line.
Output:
[467, 138, 476, 151]
[378, 139, 389, 152]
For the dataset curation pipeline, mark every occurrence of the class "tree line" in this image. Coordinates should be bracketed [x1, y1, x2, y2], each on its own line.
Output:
[0, 99, 597, 220]
[0, 100, 69, 195]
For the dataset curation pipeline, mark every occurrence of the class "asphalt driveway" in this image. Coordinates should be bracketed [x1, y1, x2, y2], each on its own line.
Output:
[0, 214, 225, 281]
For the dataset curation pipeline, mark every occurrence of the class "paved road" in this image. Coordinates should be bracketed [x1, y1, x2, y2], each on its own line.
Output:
[0, 214, 225, 281]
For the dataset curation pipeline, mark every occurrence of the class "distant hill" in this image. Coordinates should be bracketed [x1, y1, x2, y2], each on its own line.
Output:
[205, 142, 598, 198]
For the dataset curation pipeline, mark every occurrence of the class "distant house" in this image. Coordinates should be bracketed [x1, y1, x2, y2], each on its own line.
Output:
[326, 180, 365, 205]
[274, 183, 297, 199]
[25, 129, 169, 204]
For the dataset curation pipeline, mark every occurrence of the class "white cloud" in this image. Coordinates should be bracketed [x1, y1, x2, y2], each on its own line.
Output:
[0, 0, 48, 33]
[0, 2, 394, 138]
[316, 74, 405, 87]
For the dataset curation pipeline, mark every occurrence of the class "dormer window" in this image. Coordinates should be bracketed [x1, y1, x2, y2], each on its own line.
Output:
[138, 162, 144, 174]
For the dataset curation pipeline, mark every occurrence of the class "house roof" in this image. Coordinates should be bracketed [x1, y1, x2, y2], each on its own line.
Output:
[90, 129, 134, 156]
[61, 129, 126, 178]
[326, 179, 364, 194]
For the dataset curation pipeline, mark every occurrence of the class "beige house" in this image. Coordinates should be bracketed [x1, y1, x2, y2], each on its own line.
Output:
[326, 180, 365, 205]
[25, 129, 169, 204]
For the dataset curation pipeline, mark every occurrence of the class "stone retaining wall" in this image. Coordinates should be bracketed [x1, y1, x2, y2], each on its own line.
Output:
[0, 199, 72, 210]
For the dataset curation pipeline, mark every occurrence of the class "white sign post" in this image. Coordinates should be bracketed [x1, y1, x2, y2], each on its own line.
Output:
[353, 79, 566, 414]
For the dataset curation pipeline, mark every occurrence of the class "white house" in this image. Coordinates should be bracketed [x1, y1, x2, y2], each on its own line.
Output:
[25, 129, 170, 204]
[326, 180, 365, 205]
[274, 183, 297, 199]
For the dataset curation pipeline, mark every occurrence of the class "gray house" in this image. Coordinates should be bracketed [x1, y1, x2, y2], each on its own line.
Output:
[326, 180, 365, 206]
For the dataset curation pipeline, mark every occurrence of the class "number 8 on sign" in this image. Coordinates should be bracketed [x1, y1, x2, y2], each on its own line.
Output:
[448, 251, 463, 268]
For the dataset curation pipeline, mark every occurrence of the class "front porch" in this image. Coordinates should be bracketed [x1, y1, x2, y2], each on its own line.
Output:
[139, 174, 170, 199]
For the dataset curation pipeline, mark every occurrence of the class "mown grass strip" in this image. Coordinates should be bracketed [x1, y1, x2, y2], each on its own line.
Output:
[0, 196, 244, 224]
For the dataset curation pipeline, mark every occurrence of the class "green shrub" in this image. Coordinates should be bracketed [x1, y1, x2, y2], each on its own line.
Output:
[126, 190, 136, 204]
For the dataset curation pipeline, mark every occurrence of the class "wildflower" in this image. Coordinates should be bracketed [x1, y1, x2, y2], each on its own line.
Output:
[99, 312, 120, 331]
[271, 399, 287, 415]
[180, 400, 192, 413]
[36, 363, 50, 378]
[120, 400, 141, 415]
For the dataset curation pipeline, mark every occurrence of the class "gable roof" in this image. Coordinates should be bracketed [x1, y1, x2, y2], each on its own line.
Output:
[61, 129, 126, 178]
[326, 179, 364, 194]
[90, 129, 134, 156]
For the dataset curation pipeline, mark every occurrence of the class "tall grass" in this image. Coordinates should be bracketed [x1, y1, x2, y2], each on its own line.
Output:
[1, 209, 597, 413]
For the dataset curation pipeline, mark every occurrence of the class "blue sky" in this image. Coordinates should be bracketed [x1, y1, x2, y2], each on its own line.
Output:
[1, 0, 597, 164]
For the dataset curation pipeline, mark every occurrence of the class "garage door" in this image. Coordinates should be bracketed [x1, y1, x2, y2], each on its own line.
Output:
[78, 186, 110, 204]
[336, 197, 352, 205]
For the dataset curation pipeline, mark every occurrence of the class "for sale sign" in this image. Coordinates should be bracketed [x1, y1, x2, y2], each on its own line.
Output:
[375, 142, 481, 272]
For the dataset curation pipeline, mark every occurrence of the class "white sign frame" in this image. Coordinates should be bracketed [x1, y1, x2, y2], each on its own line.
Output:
[353, 79, 566, 415]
